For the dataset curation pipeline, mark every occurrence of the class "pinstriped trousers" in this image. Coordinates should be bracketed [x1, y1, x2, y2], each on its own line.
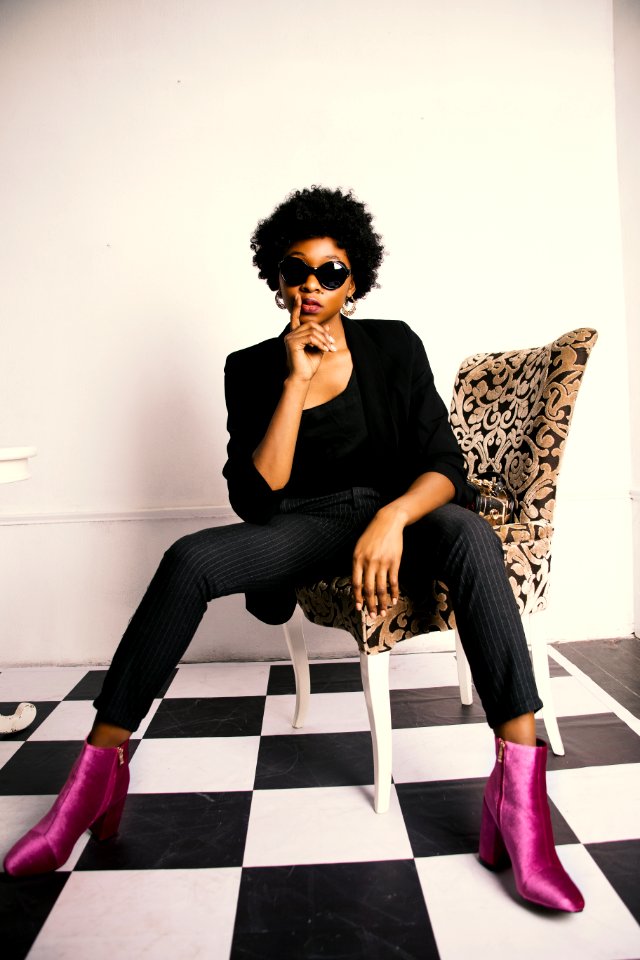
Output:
[93, 487, 541, 731]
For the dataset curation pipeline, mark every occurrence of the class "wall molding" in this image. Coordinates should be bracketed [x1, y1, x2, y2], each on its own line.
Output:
[0, 505, 237, 527]
[0, 491, 633, 526]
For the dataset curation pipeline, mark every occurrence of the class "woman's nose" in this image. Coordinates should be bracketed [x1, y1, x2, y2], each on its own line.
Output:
[300, 270, 320, 291]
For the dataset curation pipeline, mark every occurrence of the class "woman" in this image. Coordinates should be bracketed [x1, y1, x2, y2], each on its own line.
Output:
[4, 187, 583, 912]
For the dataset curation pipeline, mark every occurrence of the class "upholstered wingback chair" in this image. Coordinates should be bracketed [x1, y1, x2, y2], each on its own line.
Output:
[284, 328, 598, 812]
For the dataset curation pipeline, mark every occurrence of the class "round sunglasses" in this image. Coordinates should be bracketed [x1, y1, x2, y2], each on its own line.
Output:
[278, 255, 351, 291]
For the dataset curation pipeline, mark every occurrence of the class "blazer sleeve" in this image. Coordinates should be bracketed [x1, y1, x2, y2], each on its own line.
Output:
[222, 349, 284, 524]
[405, 324, 470, 505]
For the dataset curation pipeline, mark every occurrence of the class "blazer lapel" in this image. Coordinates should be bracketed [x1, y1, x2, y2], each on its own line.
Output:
[343, 317, 399, 453]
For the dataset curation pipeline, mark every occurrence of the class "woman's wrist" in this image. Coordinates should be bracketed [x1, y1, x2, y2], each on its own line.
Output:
[284, 372, 313, 390]
[377, 500, 411, 528]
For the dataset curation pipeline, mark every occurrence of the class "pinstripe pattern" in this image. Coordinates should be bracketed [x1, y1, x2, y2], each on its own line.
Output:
[94, 489, 382, 730]
[94, 492, 541, 732]
[402, 504, 542, 728]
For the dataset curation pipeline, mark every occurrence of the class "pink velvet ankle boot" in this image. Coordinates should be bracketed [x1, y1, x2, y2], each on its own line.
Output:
[479, 737, 584, 912]
[4, 738, 130, 876]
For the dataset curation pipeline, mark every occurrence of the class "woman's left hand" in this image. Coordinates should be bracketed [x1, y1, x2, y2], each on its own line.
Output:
[352, 509, 405, 618]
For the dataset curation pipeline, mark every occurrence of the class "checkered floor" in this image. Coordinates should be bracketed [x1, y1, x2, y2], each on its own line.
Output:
[1, 642, 639, 959]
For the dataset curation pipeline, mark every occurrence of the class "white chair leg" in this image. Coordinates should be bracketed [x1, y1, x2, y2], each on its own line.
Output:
[527, 611, 565, 756]
[455, 628, 474, 705]
[282, 608, 310, 729]
[359, 649, 392, 815]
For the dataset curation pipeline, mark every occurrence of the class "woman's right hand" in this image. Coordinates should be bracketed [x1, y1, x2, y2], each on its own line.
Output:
[283, 294, 336, 382]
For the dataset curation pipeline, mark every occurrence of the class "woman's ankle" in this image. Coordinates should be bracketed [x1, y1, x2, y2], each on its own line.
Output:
[88, 721, 131, 748]
[493, 712, 536, 746]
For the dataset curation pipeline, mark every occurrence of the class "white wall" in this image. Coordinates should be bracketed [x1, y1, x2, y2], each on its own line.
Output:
[613, 0, 640, 637]
[0, 0, 633, 665]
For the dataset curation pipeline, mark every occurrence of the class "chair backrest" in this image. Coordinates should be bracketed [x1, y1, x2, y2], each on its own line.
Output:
[450, 328, 598, 524]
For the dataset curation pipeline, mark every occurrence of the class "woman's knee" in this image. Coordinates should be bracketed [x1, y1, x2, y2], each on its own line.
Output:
[161, 532, 209, 583]
[414, 504, 504, 565]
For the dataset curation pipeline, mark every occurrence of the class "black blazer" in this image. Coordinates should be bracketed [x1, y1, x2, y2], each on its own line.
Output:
[223, 317, 469, 623]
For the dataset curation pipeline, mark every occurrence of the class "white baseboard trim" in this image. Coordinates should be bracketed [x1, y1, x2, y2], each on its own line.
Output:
[0, 489, 634, 527]
[0, 505, 237, 527]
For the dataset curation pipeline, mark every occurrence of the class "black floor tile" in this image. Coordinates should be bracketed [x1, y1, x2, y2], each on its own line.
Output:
[552, 638, 640, 719]
[64, 668, 178, 701]
[76, 791, 253, 870]
[390, 686, 485, 728]
[231, 860, 438, 960]
[396, 778, 579, 858]
[63, 670, 109, 701]
[144, 696, 266, 738]
[0, 741, 89, 796]
[548, 658, 570, 678]
[254, 732, 374, 789]
[586, 839, 640, 923]
[0, 702, 59, 742]
[1, 871, 69, 960]
[0, 740, 139, 796]
[540, 715, 640, 770]
[397, 778, 486, 857]
[268, 662, 363, 696]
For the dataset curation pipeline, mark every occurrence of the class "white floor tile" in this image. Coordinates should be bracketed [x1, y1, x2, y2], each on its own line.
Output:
[129, 736, 260, 793]
[545, 676, 617, 718]
[389, 651, 461, 689]
[0, 795, 90, 873]
[0, 667, 90, 702]
[165, 661, 271, 698]
[243, 785, 413, 867]
[29, 867, 242, 960]
[27, 700, 96, 741]
[547, 764, 640, 843]
[261, 691, 370, 735]
[19, 697, 159, 742]
[392, 723, 496, 783]
[415, 845, 640, 960]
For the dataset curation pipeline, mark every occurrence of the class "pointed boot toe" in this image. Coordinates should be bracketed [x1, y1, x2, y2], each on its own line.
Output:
[4, 829, 58, 877]
[523, 865, 585, 913]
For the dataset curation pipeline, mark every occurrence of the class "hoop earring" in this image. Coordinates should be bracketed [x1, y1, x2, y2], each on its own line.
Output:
[342, 297, 356, 317]
[275, 291, 287, 310]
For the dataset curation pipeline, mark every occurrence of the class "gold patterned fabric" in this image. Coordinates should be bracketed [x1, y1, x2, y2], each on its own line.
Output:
[295, 327, 598, 655]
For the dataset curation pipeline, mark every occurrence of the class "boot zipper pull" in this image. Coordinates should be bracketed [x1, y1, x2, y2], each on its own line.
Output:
[497, 739, 505, 763]
[116, 745, 125, 767]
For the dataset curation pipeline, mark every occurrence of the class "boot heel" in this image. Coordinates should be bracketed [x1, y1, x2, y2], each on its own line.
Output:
[479, 801, 510, 870]
[90, 794, 127, 841]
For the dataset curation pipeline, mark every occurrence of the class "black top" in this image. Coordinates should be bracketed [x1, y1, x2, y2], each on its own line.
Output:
[223, 318, 469, 527]
[284, 368, 373, 498]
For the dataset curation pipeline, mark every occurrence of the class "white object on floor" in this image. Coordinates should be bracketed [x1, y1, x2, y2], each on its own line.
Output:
[0, 702, 37, 734]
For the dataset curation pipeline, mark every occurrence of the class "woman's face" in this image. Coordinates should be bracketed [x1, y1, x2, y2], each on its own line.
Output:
[278, 236, 356, 324]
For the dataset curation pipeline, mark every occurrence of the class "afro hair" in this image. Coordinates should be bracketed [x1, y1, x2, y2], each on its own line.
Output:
[250, 186, 385, 300]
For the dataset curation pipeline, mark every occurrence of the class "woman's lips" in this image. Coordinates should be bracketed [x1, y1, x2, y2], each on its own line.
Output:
[301, 300, 321, 314]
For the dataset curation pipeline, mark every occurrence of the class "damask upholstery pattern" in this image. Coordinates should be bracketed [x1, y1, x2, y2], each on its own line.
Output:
[295, 328, 598, 655]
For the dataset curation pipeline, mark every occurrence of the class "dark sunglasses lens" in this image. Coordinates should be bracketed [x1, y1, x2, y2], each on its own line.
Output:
[316, 261, 350, 289]
[279, 257, 308, 286]
[279, 257, 350, 290]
